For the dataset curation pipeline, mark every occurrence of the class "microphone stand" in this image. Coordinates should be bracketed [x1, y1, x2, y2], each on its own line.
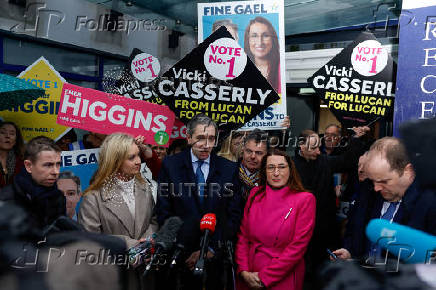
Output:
[142, 251, 157, 277]
[170, 244, 184, 269]
[142, 245, 164, 277]
[220, 240, 235, 290]
[194, 233, 210, 290]
[193, 231, 209, 276]
[226, 241, 236, 290]
[167, 244, 184, 290]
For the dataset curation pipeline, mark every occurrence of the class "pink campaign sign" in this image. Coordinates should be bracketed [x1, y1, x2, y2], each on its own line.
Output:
[57, 83, 175, 147]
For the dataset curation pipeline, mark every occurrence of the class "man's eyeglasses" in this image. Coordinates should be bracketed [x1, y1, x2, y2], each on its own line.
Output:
[266, 165, 289, 172]
[194, 135, 216, 144]
[244, 148, 265, 157]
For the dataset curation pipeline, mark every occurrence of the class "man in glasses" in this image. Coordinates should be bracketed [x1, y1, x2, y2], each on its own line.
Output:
[156, 113, 242, 290]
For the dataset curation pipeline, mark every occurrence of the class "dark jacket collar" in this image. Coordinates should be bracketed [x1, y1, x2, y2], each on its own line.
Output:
[402, 178, 419, 205]
[14, 168, 61, 201]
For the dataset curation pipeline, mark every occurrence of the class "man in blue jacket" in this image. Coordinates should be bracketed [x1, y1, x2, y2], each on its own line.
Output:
[156, 114, 242, 289]
[333, 137, 436, 263]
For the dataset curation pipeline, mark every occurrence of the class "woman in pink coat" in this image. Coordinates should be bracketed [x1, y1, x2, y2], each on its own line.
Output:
[235, 149, 316, 290]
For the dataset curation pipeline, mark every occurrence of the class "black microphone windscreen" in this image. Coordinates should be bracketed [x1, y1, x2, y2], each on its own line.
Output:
[155, 216, 183, 250]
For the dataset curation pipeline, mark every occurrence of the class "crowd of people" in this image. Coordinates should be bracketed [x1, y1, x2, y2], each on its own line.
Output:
[0, 114, 435, 290]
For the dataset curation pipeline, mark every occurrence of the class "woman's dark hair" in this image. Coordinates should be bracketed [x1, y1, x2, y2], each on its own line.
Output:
[243, 16, 280, 92]
[0, 121, 24, 157]
[247, 149, 307, 212]
[168, 139, 188, 155]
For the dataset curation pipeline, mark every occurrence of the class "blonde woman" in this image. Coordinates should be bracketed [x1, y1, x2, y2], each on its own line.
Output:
[218, 131, 244, 162]
[79, 133, 157, 290]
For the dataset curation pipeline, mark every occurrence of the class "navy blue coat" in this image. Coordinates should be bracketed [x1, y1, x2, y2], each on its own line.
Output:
[156, 149, 242, 252]
[344, 180, 436, 259]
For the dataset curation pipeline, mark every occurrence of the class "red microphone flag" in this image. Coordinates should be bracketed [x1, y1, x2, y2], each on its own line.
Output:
[200, 213, 216, 233]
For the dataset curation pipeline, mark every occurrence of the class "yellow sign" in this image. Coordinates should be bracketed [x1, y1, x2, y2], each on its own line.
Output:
[0, 57, 70, 142]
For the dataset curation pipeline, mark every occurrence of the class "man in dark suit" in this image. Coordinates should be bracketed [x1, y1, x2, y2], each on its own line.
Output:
[333, 137, 436, 263]
[156, 114, 242, 290]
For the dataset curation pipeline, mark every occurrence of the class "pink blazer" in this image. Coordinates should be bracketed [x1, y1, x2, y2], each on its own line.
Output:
[235, 185, 316, 290]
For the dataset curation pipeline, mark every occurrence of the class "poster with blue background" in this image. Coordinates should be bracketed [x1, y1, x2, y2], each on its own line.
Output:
[61, 148, 99, 192]
[198, 0, 286, 130]
[394, 0, 436, 136]
[61, 149, 99, 215]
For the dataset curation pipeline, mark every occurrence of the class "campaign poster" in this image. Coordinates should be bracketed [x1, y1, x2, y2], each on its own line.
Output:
[105, 48, 165, 105]
[0, 57, 70, 141]
[309, 32, 396, 129]
[60, 148, 99, 193]
[57, 83, 175, 147]
[170, 119, 187, 143]
[153, 27, 280, 141]
[393, 1, 436, 136]
[198, 0, 287, 130]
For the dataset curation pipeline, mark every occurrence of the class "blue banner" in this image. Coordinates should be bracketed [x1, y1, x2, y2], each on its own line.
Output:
[394, 1, 436, 135]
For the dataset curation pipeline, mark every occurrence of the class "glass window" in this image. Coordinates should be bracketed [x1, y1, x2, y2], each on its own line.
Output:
[103, 58, 126, 76]
[102, 58, 127, 92]
[66, 79, 98, 89]
[3, 38, 98, 76]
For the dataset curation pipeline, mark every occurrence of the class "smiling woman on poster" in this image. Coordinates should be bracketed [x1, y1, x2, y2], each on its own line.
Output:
[244, 16, 281, 94]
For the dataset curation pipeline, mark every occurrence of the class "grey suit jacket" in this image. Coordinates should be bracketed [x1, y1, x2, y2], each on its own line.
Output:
[79, 177, 158, 249]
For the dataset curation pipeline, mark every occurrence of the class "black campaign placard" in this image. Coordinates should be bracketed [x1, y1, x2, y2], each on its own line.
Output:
[309, 32, 396, 128]
[107, 48, 164, 105]
[154, 26, 280, 139]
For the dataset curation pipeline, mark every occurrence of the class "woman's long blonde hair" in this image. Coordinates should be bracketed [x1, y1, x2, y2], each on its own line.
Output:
[85, 133, 144, 194]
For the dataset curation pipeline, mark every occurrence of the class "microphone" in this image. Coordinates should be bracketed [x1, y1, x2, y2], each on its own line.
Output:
[193, 213, 216, 276]
[143, 216, 184, 276]
[366, 219, 436, 264]
[169, 243, 185, 269]
[127, 235, 155, 266]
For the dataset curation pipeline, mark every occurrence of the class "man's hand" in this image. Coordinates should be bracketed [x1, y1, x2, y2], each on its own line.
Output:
[334, 185, 342, 197]
[241, 271, 264, 289]
[332, 248, 351, 260]
[280, 115, 290, 128]
[185, 250, 214, 271]
[351, 126, 370, 138]
[138, 237, 147, 243]
[135, 135, 153, 159]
